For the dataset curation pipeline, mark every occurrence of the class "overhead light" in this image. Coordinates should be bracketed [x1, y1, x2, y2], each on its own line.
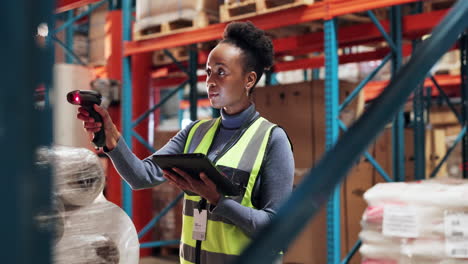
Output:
[37, 23, 48, 37]
[422, 34, 431, 40]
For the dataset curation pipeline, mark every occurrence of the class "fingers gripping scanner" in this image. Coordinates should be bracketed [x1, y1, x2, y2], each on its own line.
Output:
[67, 90, 106, 148]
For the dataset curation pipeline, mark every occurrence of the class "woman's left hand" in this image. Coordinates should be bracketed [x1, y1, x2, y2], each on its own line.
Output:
[163, 168, 221, 205]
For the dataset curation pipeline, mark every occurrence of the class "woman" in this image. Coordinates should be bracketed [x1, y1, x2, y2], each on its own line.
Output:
[78, 21, 294, 264]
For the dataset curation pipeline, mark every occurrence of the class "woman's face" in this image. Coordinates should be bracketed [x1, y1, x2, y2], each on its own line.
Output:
[205, 43, 256, 115]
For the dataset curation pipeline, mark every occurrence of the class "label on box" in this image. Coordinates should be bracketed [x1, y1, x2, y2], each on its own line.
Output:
[192, 209, 207, 241]
[445, 211, 468, 258]
[382, 205, 419, 238]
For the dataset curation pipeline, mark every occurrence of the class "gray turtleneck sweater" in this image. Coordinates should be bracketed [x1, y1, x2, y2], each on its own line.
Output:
[106, 104, 294, 237]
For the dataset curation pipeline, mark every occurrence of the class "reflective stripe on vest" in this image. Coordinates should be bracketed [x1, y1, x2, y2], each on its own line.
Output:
[180, 117, 276, 264]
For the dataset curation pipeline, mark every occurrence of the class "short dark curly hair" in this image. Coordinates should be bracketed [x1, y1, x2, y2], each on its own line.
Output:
[221, 21, 274, 92]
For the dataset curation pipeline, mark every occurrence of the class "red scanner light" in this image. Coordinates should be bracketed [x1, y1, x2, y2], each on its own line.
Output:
[74, 94, 80, 104]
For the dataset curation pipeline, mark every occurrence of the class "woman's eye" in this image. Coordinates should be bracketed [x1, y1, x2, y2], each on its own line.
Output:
[206, 69, 211, 76]
[218, 69, 225, 76]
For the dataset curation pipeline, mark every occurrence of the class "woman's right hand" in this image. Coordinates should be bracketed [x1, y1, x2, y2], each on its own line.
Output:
[77, 104, 121, 151]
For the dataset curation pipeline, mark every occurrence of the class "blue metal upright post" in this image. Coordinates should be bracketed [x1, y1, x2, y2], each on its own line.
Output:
[390, 6, 405, 181]
[412, 3, 426, 180]
[178, 88, 185, 127]
[413, 50, 426, 180]
[324, 18, 340, 264]
[265, 70, 279, 85]
[189, 44, 198, 121]
[65, 10, 74, 63]
[212, 107, 221, 118]
[122, 0, 133, 217]
[461, 30, 468, 178]
[312, 68, 320, 80]
[1, 0, 54, 262]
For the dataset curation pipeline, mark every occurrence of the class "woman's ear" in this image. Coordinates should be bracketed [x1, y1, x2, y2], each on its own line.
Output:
[245, 71, 257, 95]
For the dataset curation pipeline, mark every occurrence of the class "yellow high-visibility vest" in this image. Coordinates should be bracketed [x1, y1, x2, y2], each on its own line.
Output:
[180, 116, 277, 264]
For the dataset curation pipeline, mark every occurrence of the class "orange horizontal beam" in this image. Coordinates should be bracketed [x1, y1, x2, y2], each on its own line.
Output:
[128, 8, 448, 57]
[55, 0, 101, 13]
[364, 75, 461, 101]
[124, 0, 428, 55]
[124, 2, 326, 55]
[152, 45, 410, 85]
[152, 44, 411, 80]
[151, 9, 448, 78]
[327, 0, 419, 18]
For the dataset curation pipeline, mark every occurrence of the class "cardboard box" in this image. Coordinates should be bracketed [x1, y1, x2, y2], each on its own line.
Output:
[430, 105, 461, 127]
[254, 80, 363, 168]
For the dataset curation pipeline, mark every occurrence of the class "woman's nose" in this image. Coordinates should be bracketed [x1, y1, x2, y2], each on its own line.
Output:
[206, 75, 215, 87]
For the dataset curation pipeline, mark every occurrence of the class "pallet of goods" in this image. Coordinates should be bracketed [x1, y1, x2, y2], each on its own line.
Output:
[360, 179, 468, 263]
[220, 0, 315, 22]
[134, 0, 219, 40]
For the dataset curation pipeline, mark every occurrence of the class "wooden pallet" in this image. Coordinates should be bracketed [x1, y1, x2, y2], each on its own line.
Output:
[134, 12, 218, 41]
[152, 47, 189, 66]
[220, 0, 315, 22]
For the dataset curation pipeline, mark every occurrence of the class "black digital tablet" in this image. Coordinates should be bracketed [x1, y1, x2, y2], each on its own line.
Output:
[152, 153, 240, 196]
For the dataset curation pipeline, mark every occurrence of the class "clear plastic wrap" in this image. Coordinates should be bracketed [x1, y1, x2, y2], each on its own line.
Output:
[363, 179, 468, 208]
[36, 146, 139, 264]
[37, 145, 105, 206]
[360, 179, 468, 263]
[54, 194, 139, 264]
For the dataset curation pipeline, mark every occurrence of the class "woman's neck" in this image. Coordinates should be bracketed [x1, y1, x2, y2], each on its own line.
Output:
[221, 104, 255, 129]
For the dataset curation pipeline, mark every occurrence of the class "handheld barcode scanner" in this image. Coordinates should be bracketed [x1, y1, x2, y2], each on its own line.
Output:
[66, 90, 106, 148]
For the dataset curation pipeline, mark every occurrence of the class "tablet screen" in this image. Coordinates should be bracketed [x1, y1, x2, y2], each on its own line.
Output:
[152, 153, 240, 196]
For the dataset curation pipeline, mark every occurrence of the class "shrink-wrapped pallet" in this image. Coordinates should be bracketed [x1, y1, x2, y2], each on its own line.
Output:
[54, 195, 139, 264]
[36, 146, 139, 264]
[37, 146, 105, 206]
[360, 179, 468, 263]
[134, 0, 219, 39]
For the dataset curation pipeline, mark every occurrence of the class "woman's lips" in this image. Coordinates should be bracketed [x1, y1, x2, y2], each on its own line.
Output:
[208, 93, 219, 99]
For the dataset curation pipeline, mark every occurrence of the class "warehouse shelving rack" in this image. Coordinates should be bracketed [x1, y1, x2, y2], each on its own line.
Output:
[121, 2, 467, 263]
[235, 1, 468, 263]
[50, 0, 468, 262]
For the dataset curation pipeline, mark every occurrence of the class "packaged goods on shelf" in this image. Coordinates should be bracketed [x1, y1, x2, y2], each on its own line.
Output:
[219, 0, 314, 23]
[134, 0, 219, 40]
[432, 50, 461, 76]
[360, 179, 468, 263]
[36, 146, 139, 264]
